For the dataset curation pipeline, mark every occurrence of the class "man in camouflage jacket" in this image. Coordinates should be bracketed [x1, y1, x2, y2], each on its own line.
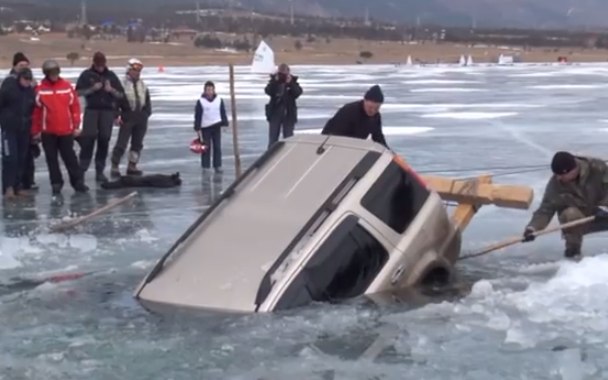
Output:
[522, 151, 608, 259]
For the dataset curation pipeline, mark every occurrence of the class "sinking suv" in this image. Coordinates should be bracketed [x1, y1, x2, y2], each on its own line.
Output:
[134, 134, 461, 313]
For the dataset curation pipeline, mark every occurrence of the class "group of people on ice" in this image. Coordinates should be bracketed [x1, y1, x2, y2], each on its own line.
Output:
[0, 51, 152, 198]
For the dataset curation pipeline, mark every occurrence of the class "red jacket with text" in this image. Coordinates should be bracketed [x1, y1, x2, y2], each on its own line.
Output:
[32, 77, 81, 136]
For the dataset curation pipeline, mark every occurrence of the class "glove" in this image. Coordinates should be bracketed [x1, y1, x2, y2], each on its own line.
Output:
[30, 144, 41, 159]
[595, 206, 608, 218]
[522, 227, 536, 242]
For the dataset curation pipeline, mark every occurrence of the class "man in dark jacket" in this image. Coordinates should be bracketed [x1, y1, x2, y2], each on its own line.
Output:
[321, 85, 388, 148]
[522, 151, 608, 260]
[264, 63, 302, 148]
[5, 52, 39, 191]
[0, 68, 36, 199]
[75, 51, 124, 183]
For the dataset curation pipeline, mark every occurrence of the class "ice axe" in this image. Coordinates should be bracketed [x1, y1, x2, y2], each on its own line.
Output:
[458, 215, 596, 261]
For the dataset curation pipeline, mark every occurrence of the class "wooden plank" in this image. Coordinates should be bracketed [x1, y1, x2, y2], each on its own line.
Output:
[421, 175, 534, 210]
[451, 175, 492, 231]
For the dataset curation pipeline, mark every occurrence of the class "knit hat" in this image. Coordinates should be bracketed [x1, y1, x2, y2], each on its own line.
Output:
[93, 51, 106, 65]
[551, 151, 577, 175]
[12, 52, 29, 67]
[364, 85, 384, 103]
[204, 81, 215, 88]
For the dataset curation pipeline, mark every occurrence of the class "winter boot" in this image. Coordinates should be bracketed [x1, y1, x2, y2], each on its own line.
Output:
[126, 163, 142, 176]
[96, 171, 108, 183]
[564, 245, 582, 261]
[73, 182, 89, 193]
[24, 183, 38, 191]
[214, 167, 223, 174]
[3, 187, 15, 200]
[51, 184, 62, 196]
[110, 164, 121, 178]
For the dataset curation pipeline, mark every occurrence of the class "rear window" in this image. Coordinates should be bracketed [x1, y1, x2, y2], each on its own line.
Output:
[274, 216, 389, 310]
[360, 161, 430, 234]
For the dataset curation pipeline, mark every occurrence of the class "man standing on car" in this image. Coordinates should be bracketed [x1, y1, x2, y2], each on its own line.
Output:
[110, 58, 152, 177]
[321, 84, 389, 148]
[32, 60, 88, 196]
[75, 51, 124, 183]
[264, 63, 302, 148]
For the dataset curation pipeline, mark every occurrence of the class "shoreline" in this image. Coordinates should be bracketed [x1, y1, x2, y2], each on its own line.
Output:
[13, 53, 608, 71]
[2, 33, 607, 70]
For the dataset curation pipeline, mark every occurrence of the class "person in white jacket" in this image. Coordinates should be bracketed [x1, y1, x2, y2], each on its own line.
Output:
[110, 58, 152, 177]
[193, 81, 228, 174]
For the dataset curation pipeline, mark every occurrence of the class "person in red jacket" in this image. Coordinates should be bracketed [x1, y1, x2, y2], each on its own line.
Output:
[32, 60, 88, 195]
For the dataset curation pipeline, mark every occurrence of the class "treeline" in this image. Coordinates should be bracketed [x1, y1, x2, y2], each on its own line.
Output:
[193, 34, 253, 51]
[159, 14, 608, 49]
[444, 28, 608, 49]
[6, 1, 608, 50]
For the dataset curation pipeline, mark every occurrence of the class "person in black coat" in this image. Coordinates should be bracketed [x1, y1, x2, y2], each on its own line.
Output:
[0, 68, 36, 199]
[264, 63, 303, 149]
[5, 52, 39, 191]
[75, 51, 124, 183]
[321, 85, 389, 148]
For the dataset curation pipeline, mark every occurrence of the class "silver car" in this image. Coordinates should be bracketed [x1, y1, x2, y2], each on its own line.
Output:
[134, 134, 461, 313]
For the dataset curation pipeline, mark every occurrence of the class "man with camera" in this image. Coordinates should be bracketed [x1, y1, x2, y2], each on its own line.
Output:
[264, 63, 303, 148]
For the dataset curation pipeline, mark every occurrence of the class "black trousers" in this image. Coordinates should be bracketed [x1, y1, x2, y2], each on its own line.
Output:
[200, 125, 222, 169]
[21, 145, 36, 189]
[111, 114, 148, 166]
[1, 128, 29, 193]
[41, 133, 83, 188]
[268, 117, 295, 149]
[77, 109, 115, 174]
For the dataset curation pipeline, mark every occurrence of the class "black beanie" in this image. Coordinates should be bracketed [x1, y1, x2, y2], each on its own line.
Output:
[364, 85, 384, 103]
[551, 151, 577, 175]
[12, 52, 29, 67]
[93, 51, 106, 65]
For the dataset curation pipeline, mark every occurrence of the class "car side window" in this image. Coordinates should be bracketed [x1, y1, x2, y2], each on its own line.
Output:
[360, 161, 430, 234]
[274, 216, 389, 310]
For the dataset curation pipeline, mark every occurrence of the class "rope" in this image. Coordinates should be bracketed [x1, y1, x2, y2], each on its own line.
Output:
[417, 159, 608, 180]
[416, 162, 548, 175]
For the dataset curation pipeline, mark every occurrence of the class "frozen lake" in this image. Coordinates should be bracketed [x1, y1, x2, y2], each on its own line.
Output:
[2, 63, 608, 379]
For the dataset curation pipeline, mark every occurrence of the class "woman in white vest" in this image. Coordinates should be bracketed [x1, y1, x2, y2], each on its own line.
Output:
[193, 81, 229, 174]
[110, 58, 152, 177]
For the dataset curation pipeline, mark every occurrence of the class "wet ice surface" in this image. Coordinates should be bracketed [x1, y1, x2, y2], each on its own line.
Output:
[2, 63, 608, 378]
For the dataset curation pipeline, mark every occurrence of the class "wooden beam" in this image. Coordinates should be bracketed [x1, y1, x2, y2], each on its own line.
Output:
[421, 175, 534, 210]
[451, 175, 492, 231]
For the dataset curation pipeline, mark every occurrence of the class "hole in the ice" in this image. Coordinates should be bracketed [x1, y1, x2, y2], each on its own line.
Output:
[419, 266, 450, 287]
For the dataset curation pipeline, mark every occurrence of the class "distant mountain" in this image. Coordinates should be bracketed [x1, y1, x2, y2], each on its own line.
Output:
[12, 0, 608, 28]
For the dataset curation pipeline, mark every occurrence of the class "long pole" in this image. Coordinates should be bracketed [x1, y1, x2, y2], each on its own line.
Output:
[228, 63, 242, 177]
[458, 216, 595, 260]
[49, 191, 138, 233]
